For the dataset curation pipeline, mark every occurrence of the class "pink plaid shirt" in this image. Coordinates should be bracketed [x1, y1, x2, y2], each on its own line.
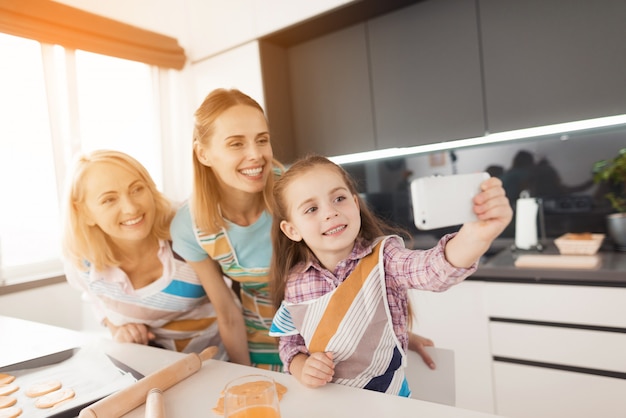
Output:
[278, 233, 477, 372]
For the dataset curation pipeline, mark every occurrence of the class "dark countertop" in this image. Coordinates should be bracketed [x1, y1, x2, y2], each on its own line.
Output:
[410, 235, 626, 286]
[474, 247, 626, 285]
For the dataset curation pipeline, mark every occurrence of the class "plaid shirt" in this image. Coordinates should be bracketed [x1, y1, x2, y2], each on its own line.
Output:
[278, 233, 477, 372]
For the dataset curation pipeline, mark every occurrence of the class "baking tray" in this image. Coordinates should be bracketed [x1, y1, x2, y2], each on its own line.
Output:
[1, 342, 137, 418]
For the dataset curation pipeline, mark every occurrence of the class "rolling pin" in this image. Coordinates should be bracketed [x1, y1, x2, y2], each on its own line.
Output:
[145, 388, 165, 418]
[79, 346, 218, 418]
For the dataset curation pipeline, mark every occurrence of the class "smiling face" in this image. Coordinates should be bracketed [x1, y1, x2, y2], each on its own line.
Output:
[81, 161, 156, 246]
[279, 165, 361, 270]
[195, 104, 273, 196]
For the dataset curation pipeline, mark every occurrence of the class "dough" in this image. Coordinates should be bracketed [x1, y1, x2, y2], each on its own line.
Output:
[34, 388, 75, 409]
[0, 385, 18, 397]
[0, 375, 15, 386]
[0, 395, 17, 408]
[25, 380, 62, 398]
[0, 406, 21, 418]
[212, 380, 287, 415]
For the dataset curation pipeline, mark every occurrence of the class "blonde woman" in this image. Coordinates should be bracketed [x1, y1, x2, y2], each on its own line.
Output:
[63, 150, 226, 357]
[170, 88, 284, 369]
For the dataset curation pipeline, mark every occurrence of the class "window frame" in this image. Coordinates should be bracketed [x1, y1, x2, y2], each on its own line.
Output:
[0, 35, 176, 289]
[0, 0, 186, 69]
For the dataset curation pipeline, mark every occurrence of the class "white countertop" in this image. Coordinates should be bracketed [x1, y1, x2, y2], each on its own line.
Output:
[1, 316, 506, 418]
[106, 342, 505, 418]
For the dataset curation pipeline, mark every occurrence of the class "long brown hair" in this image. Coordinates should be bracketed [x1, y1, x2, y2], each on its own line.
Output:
[62, 150, 173, 271]
[270, 155, 405, 309]
[191, 88, 283, 233]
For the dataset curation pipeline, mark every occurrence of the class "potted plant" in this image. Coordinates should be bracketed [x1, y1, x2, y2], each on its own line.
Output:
[593, 147, 626, 250]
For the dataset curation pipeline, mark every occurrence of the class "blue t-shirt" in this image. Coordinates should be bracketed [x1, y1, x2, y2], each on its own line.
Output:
[170, 201, 272, 269]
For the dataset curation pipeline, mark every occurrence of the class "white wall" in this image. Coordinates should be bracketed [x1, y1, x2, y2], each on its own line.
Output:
[0, 282, 84, 330]
[52, 0, 192, 50]
[53, 0, 356, 62]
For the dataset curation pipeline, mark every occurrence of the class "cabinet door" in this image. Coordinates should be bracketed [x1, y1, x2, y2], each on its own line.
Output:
[408, 281, 495, 413]
[480, 0, 626, 133]
[288, 23, 376, 157]
[368, 0, 485, 148]
[486, 282, 626, 417]
[493, 362, 626, 418]
[484, 282, 626, 328]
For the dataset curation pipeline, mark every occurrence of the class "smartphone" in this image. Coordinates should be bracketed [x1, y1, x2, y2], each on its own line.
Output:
[410, 172, 490, 230]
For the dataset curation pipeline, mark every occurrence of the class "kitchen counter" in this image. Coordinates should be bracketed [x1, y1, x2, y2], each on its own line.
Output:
[1, 315, 507, 418]
[410, 234, 626, 286]
[112, 343, 506, 418]
[474, 246, 626, 285]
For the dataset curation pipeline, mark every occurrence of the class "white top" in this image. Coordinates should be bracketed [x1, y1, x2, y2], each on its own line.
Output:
[105, 342, 507, 418]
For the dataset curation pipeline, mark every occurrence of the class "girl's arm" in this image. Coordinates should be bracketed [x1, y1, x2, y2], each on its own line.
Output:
[445, 177, 513, 268]
[188, 258, 251, 365]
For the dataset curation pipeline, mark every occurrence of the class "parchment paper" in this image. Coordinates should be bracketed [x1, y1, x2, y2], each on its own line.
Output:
[6, 342, 136, 418]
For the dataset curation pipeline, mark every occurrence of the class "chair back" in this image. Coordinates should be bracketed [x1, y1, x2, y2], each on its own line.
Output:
[406, 346, 456, 406]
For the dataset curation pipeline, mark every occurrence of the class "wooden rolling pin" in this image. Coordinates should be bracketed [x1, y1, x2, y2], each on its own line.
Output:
[145, 388, 165, 418]
[79, 346, 218, 418]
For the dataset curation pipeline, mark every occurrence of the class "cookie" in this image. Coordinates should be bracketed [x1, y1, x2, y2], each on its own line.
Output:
[0, 375, 15, 386]
[212, 380, 287, 415]
[34, 388, 75, 409]
[0, 395, 17, 408]
[25, 380, 62, 398]
[0, 406, 21, 418]
[0, 385, 18, 397]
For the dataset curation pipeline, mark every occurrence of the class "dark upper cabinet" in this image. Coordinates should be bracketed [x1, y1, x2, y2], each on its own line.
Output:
[368, 0, 485, 148]
[267, 0, 626, 159]
[286, 0, 485, 156]
[287, 24, 377, 157]
[479, 0, 626, 133]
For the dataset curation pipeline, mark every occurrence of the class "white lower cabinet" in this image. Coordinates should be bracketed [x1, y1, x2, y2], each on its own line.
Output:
[409, 281, 495, 413]
[486, 283, 626, 418]
[411, 280, 626, 417]
[493, 362, 626, 418]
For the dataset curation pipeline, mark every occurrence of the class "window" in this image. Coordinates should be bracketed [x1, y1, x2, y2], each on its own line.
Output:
[0, 33, 164, 284]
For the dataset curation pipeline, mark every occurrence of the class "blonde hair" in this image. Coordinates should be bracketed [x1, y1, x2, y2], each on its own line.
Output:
[191, 88, 283, 233]
[62, 149, 173, 271]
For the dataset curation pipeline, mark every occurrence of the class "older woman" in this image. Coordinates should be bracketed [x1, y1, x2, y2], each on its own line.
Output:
[63, 150, 227, 357]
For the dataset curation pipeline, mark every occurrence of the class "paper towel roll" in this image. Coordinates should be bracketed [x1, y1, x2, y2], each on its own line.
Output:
[515, 197, 539, 250]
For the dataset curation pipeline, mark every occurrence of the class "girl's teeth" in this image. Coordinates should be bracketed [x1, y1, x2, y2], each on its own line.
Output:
[325, 226, 345, 235]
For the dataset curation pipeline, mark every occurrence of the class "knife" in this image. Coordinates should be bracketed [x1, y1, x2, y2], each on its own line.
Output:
[105, 353, 146, 381]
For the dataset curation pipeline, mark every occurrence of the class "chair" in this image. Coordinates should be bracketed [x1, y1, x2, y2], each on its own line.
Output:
[405, 346, 456, 406]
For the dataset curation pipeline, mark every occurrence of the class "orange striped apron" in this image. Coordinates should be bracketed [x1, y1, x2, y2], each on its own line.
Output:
[195, 227, 281, 370]
[271, 237, 409, 395]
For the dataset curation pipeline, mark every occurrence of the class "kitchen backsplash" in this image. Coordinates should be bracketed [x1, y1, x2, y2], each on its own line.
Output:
[342, 125, 626, 243]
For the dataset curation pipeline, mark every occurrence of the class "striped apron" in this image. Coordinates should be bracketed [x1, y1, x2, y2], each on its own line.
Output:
[194, 227, 282, 370]
[270, 237, 410, 396]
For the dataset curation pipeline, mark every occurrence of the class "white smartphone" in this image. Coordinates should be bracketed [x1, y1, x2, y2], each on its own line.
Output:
[410, 172, 490, 230]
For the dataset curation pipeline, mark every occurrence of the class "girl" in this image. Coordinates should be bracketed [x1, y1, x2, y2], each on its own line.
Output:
[63, 150, 226, 357]
[269, 155, 512, 396]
